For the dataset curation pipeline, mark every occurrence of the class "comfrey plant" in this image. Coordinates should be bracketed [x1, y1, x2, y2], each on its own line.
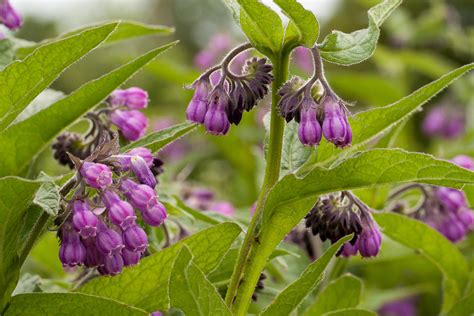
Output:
[1, 1, 474, 316]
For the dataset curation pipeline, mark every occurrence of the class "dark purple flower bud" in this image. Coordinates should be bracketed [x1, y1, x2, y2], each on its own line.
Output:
[123, 225, 148, 253]
[96, 228, 124, 255]
[83, 241, 103, 268]
[127, 147, 153, 166]
[204, 87, 230, 135]
[451, 155, 474, 170]
[122, 249, 141, 266]
[278, 77, 305, 122]
[120, 179, 156, 211]
[109, 109, 148, 141]
[186, 79, 211, 124]
[457, 208, 474, 231]
[141, 200, 167, 226]
[322, 96, 351, 148]
[130, 156, 156, 188]
[298, 99, 322, 146]
[72, 208, 98, 239]
[357, 222, 382, 258]
[439, 213, 466, 242]
[339, 242, 358, 257]
[436, 187, 467, 212]
[0, 0, 22, 30]
[102, 190, 137, 230]
[59, 229, 86, 267]
[102, 253, 124, 275]
[80, 161, 113, 189]
[108, 87, 149, 109]
[209, 201, 235, 217]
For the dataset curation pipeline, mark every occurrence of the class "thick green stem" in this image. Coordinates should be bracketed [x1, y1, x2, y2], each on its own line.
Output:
[225, 53, 289, 314]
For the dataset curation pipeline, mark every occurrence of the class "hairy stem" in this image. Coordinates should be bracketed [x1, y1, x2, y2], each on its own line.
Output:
[225, 52, 289, 314]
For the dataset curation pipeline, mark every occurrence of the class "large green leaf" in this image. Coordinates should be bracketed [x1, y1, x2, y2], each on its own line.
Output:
[274, 0, 318, 49]
[0, 177, 43, 310]
[0, 22, 117, 131]
[447, 292, 474, 316]
[4, 293, 148, 315]
[319, 0, 401, 65]
[324, 309, 376, 316]
[374, 213, 470, 313]
[0, 41, 177, 177]
[122, 122, 196, 152]
[300, 63, 474, 172]
[16, 20, 174, 59]
[78, 223, 241, 312]
[260, 236, 351, 316]
[169, 246, 232, 316]
[303, 274, 363, 316]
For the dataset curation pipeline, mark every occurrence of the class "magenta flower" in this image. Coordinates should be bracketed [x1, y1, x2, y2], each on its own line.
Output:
[298, 98, 322, 146]
[0, 0, 22, 30]
[186, 78, 211, 124]
[109, 109, 148, 141]
[108, 87, 149, 110]
[80, 161, 113, 189]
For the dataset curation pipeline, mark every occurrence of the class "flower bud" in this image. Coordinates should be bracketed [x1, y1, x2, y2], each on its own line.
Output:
[131, 156, 156, 188]
[322, 96, 351, 148]
[436, 187, 467, 212]
[128, 147, 153, 166]
[0, 0, 22, 30]
[298, 101, 322, 146]
[59, 229, 86, 267]
[109, 109, 148, 141]
[123, 225, 148, 253]
[108, 87, 148, 109]
[141, 200, 167, 226]
[339, 242, 358, 257]
[96, 228, 124, 255]
[457, 208, 474, 231]
[120, 179, 156, 211]
[451, 155, 474, 170]
[439, 214, 466, 242]
[357, 222, 382, 258]
[72, 208, 98, 239]
[122, 249, 141, 266]
[204, 87, 230, 135]
[102, 190, 136, 230]
[102, 253, 124, 275]
[52, 132, 84, 168]
[186, 79, 211, 124]
[80, 161, 113, 189]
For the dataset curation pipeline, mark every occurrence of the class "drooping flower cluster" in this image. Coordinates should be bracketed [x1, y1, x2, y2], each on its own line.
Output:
[0, 0, 22, 30]
[186, 46, 273, 135]
[422, 104, 465, 139]
[390, 155, 474, 243]
[305, 192, 382, 258]
[58, 143, 167, 275]
[183, 187, 235, 217]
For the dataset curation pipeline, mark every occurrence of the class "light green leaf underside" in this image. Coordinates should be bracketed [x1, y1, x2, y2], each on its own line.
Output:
[78, 223, 241, 312]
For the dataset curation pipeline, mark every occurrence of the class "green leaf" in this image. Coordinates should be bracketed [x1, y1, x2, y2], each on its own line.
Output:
[304, 274, 363, 316]
[236, 0, 284, 55]
[319, 0, 402, 65]
[374, 213, 470, 313]
[32, 173, 60, 216]
[4, 293, 148, 315]
[280, 120, 314, 175]
[0, 39, 16, 69]
[122, 122, 197, 153]
[260, 235, 352, 316]
[12, 89, 65, 124]
[0, 22, 118, 131]
[78, 223, 241, 312]
[324, 309, 376, 316]
[274, 0, 319, 49]
[0, 177, 43, 310]
[169, 246, 232, 316]
[447, 292, 474, 316]
[16, 20, 174, 59]
[300, 63, 474, 172]
[0, 41, 177, 177]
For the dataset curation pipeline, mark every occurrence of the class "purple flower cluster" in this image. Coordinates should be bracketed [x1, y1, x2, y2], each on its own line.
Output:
[58, 147, 167, 275]
[186, 57, 273, 135]
[278, 77, 352, 148]
[0, 0, 22, 30]
[183, 187, 235, 217]
[422, 105, 465, 139]
[107, 87, 149, 141]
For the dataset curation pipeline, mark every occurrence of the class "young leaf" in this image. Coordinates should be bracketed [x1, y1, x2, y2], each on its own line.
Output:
[0, 177, 43, 310]
[169, 246, 232, 316]
[299, 63, 474, 172]
[0, 22, 118, 131]
[260, 235, 352, 316]
[16, 20, 174, 58]
[32, 173, 60, 216]
[319, 0, 402, 65]
[0, 41, 177, 177]
[304, 274, 363, 316]
[236, 0, 284, 56]
[121, 122, 197, 153]
[78, 223, 241, 312]
[274, 0, 319, 49]
[324, 309, 376, 316]
[374, 213, 470, 313]
[4, 293, 149, 316]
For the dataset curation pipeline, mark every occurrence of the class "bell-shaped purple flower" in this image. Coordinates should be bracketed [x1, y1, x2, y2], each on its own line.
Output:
[109, 109, 148, 141]
[123, 225, 148, 253]
[436, 187, 467, 212]
[102, 190, 137, 230]
[0, 0, 22, 30]
[122, 249, 141, 266]
[102, 253, 124, 275]
[59, 229, 86, 267]
[141, 200, 167, 226]
[96, 228, 124, 255]
[72, 199, 90, 213]
[204, 87, 230, 135]
[322, 96, 351, 148]
[72, 208, 99, 238]
[451, 155, 474, 170]
[357, 221, 382, 258]
[298, 99, 322, 146]
[186, 79, 211, 123]
[80, 161, 113, 189]
[339, 241, 358, 257]
[108, 87, 149, 109]
[130, 156, 156, 188]
[120, 179, 156, 211]
[128, 147, 154, 166]
[83, 242, 103, 268]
